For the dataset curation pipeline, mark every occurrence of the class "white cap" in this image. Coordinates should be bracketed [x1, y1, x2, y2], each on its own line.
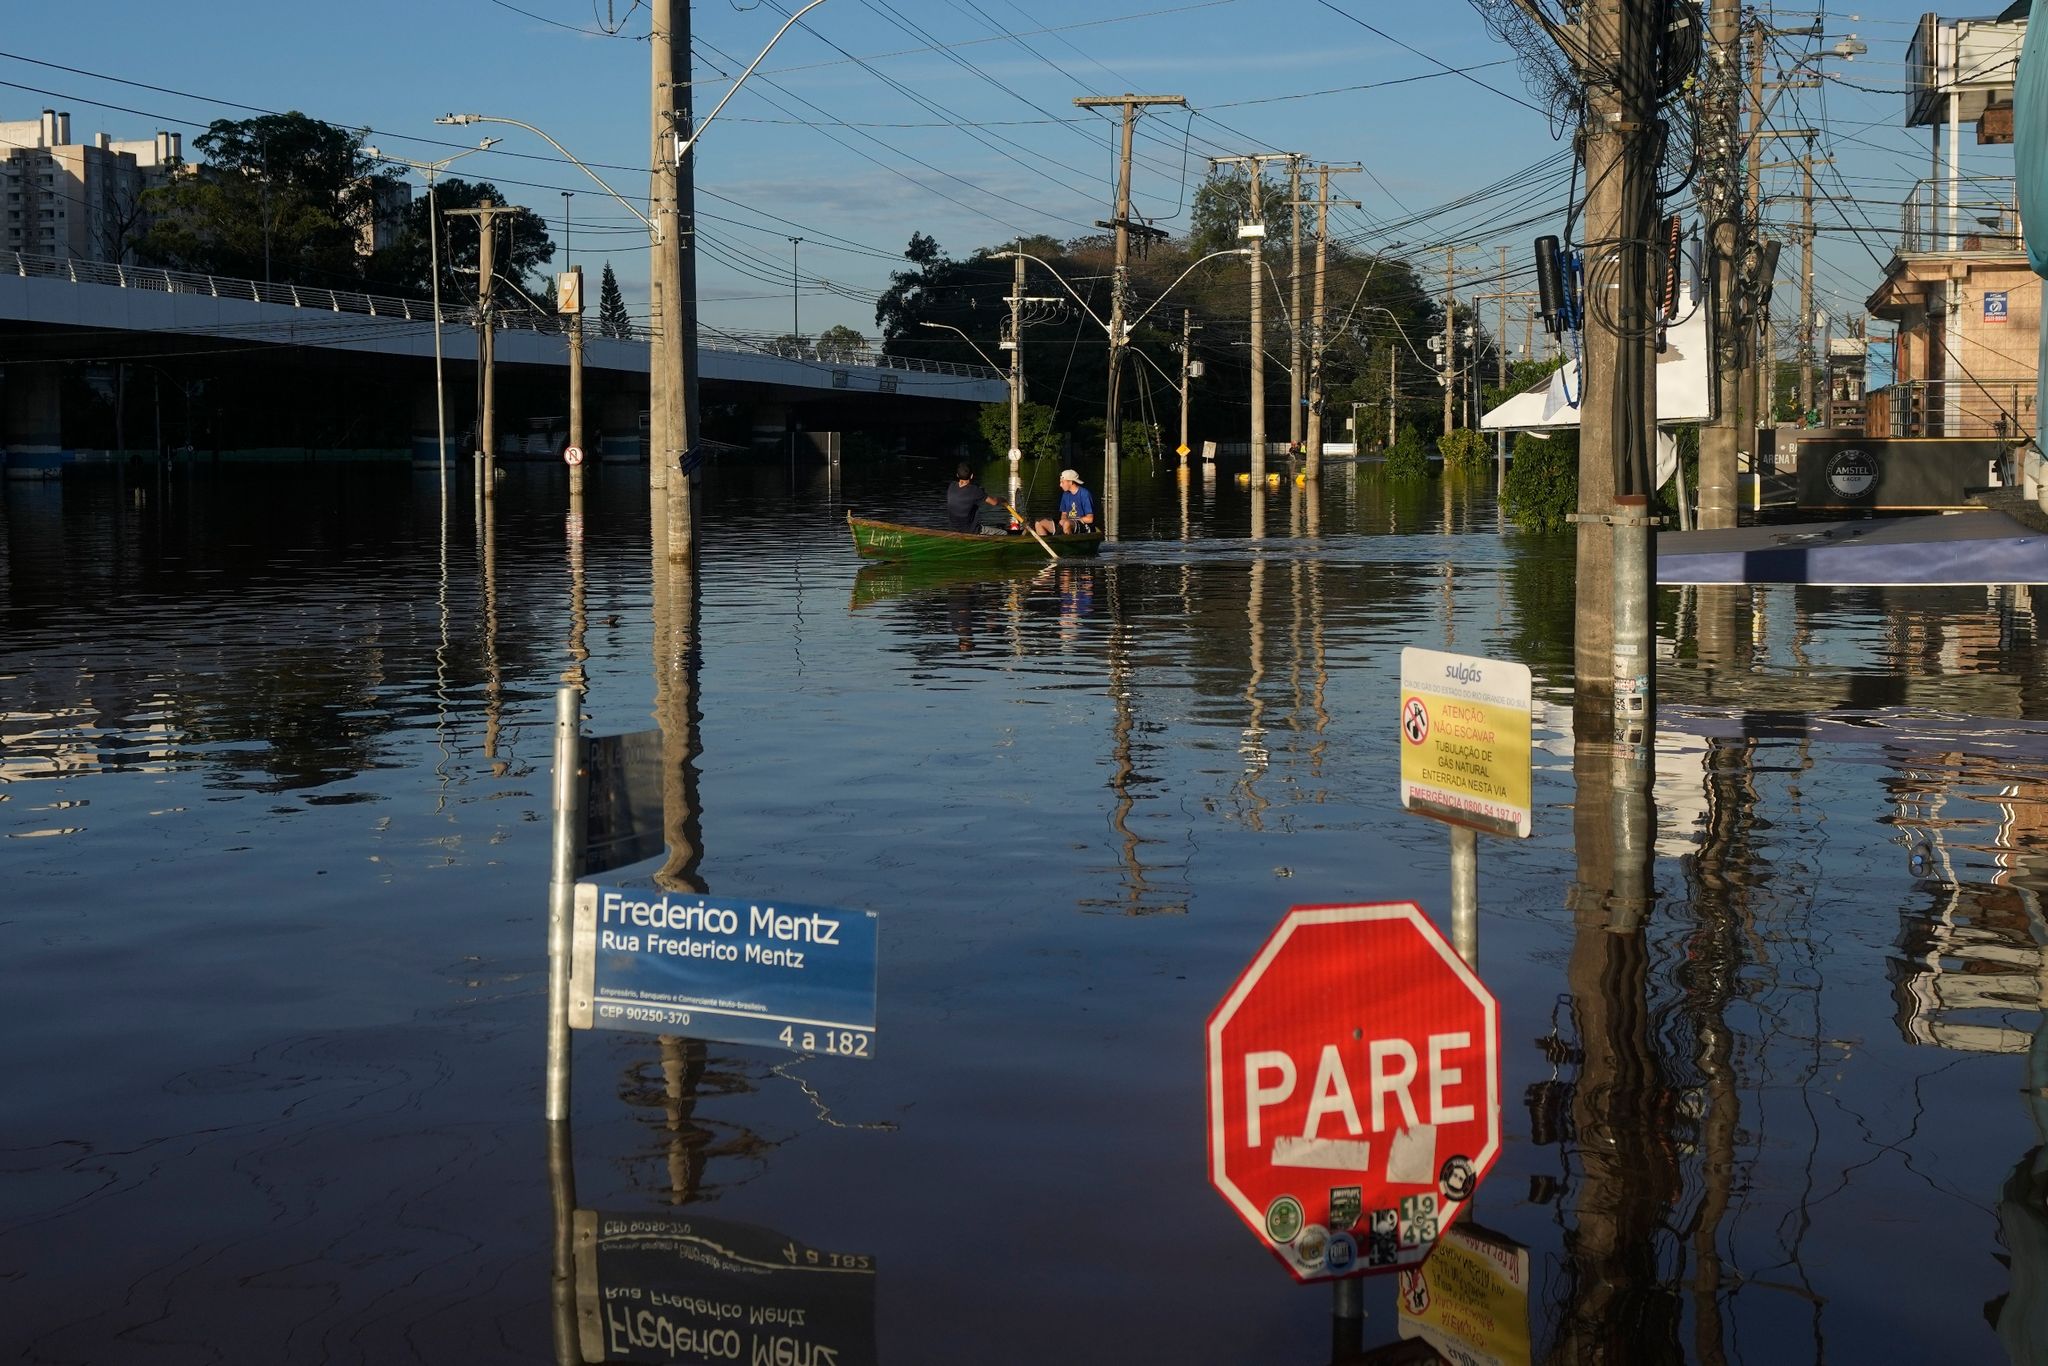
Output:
[1059, 468, 1083, 484]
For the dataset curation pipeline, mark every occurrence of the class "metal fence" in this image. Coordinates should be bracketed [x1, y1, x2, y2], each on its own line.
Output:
[1899, 177, 2022, 254]
[2, 249, 1002, 382]
[1875, 378, 2034, 438]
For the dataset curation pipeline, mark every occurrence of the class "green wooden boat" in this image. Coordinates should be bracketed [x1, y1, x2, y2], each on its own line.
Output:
[846, 512, 1103, 564]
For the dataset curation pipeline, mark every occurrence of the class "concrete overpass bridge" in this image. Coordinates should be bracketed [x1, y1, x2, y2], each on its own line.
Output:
[0, 250, 1005, 475]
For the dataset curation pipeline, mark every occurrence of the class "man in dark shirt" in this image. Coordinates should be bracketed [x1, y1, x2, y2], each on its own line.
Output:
[945, 463, 1002, 532]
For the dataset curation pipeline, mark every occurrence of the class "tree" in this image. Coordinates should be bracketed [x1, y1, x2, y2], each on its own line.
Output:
[138, 112, 400, 286]
[597, 263, 632, 338]
[815, 324, 867, 362]
[977, 400, 1061, 461]
[1189, 169, 1291, 261]
[873, 233, 1007, 354]
[769, 334, 813, 360]
[366, 178, 554, 300]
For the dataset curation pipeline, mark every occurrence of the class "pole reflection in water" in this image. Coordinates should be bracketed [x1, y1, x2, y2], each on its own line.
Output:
[481, 490, 504, 769]
[1101, 565, 1174, 914]
[1549, 737, 1680, 1364]
[1240, 555, 1270, 830]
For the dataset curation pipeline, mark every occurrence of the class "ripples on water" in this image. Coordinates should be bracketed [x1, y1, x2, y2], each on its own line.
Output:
[5, 461, 2048, 1362]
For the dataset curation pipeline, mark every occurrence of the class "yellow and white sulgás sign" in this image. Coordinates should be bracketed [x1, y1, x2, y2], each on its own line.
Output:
[1398, 646, 1533, 839]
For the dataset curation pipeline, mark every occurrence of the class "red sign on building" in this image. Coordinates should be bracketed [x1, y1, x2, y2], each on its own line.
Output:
[1206, 903, 1500, 1282]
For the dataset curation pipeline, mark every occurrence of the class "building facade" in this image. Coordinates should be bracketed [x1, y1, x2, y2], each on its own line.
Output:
[0, 109, 181, 265]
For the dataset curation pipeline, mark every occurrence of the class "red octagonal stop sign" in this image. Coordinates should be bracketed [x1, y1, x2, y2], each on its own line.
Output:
[1206, 902, 1500, 1282]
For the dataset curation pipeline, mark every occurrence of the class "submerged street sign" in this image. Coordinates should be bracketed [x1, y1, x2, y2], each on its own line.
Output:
[570, 887, 878, 1057]
[1399, 647, 1533, 838]
[1397, 1222, 1533, 1366]
[1207, 903, 1502, 1282]
[575, 1210, 876, 1366]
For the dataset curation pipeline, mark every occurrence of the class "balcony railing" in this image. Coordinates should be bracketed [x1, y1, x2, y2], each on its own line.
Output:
[1869, 378, 2034, 438]
[1899, 176, 2023, 254]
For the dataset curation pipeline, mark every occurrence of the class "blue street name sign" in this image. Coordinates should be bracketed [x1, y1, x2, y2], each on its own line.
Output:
[573, 1210, 877, 1365]
[570, 886, 878, 1057]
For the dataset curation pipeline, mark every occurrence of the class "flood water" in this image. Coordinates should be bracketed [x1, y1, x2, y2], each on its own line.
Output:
[6, 456, 2048, 1364]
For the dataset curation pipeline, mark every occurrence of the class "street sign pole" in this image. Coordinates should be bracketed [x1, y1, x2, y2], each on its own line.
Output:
[1450, 825, 1478, 966]
[546, 686, 587, 1122]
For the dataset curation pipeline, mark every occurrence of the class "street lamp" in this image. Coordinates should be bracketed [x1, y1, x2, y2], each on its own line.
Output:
[436, 113, 655, 239]
[917, 320, 1005, 371]
[788, 236, 804, 340]
[368, 137, 499, 504]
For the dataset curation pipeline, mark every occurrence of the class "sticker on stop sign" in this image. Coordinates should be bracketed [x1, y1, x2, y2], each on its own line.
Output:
[1206, 902, 1500, 1282]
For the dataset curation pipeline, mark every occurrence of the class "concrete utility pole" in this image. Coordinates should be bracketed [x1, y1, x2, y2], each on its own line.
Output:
[1078, 93, 1185, 541]
[1565, 0, 1663, 745]
[1298, 164, 1359, 483]
[1179, 307, 1198, 467]
[1467, 251, 1539, 486]
[1442, 244, 1458, 435]
[566, 265, 585, 501]
[1008, 253, 1025, 465]
[1211, 151, 1295, 493]
[446, 199, 519, 498]
[649, 0, 698, 560]
[1288, 155, 1305, 452]
[1698, 0, 1743, 529]
[1799, 139, 1816, 419]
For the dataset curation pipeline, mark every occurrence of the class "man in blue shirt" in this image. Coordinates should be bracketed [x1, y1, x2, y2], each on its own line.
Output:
[1034, 469, 1096, 536]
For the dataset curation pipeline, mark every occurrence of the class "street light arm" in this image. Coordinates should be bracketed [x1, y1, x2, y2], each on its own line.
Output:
[1126, 248, 1258, 333]
[438, 113, 655, 236]
[991, 250, 1110, 335]
[918, 320, 1004, 372]
[680, 0, 833, 161]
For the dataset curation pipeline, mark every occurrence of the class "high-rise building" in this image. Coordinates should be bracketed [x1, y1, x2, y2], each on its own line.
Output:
[0, 109, 181, 265]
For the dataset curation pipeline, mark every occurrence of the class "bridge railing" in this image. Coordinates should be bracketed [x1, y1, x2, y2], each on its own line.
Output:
[3, 249, 1004, 383]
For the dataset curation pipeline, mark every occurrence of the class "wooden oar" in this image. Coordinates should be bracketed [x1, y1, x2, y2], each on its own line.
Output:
[1004, 502, 1060, 561]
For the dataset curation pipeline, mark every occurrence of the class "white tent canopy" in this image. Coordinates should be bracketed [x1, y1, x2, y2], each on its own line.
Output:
[1479, 286, 1711, 434]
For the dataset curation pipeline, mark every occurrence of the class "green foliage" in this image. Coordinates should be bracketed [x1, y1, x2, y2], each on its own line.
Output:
[1481, 355, 1566, 413]
[815, 324, 867, 362]
[139, 112, 402, 286]
[369, 178, 553, 297]
[1118, 418, 1159, 460]
[1189, 168, 1290, 260]
[976, 401, 1061, 461]
[1384, 425, 1432, 481]
[1438, 426, 1489, 475]
[597, 263, 632, 338]
[1503, 430, 1578, 533]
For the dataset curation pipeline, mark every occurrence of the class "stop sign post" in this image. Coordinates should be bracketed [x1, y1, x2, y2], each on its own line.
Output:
[1207, 902, 1500, 1284]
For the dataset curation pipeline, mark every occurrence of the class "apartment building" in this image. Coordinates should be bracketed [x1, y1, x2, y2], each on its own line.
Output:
[0, 109, 182, 265]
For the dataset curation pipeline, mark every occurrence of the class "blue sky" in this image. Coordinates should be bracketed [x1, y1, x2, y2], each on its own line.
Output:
[0, 1, 2014, 358]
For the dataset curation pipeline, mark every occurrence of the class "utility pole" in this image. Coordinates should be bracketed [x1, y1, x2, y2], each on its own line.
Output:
[1288, 155, 1305, 454]
[649, 0, 697, 560]
[1387, 349, 1397, 449]
[1009, 253, 1025, 466]
[1467, 251, 1540, 487]
[447, 199, 519, 498]
[1549, 0, 1663, 744]
[1698, 0, 1743, 529]
[566, 265, 585, 501]
[1179, 308, 1199, 467]
[1078, 93, 1185, 541]
[1799, 139, 1816, 420]
[1212, 151, 1297, 494]
[788, 235, 803, 339]
[1297, 164, 1359, 482]
[1442, 244, 1458, 436]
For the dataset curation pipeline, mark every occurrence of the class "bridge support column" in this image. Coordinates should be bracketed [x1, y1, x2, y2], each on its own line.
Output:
[3, 367, 64, 479]
[749, 402, 791, 450]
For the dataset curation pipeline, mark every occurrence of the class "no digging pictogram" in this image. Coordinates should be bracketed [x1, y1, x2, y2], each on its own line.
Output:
[1402, 696, 1430, 745]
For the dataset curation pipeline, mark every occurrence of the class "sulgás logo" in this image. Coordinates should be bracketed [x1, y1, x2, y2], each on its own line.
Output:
[1443, 663, 1484, 684]
[1827, 448, 1878, 500]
